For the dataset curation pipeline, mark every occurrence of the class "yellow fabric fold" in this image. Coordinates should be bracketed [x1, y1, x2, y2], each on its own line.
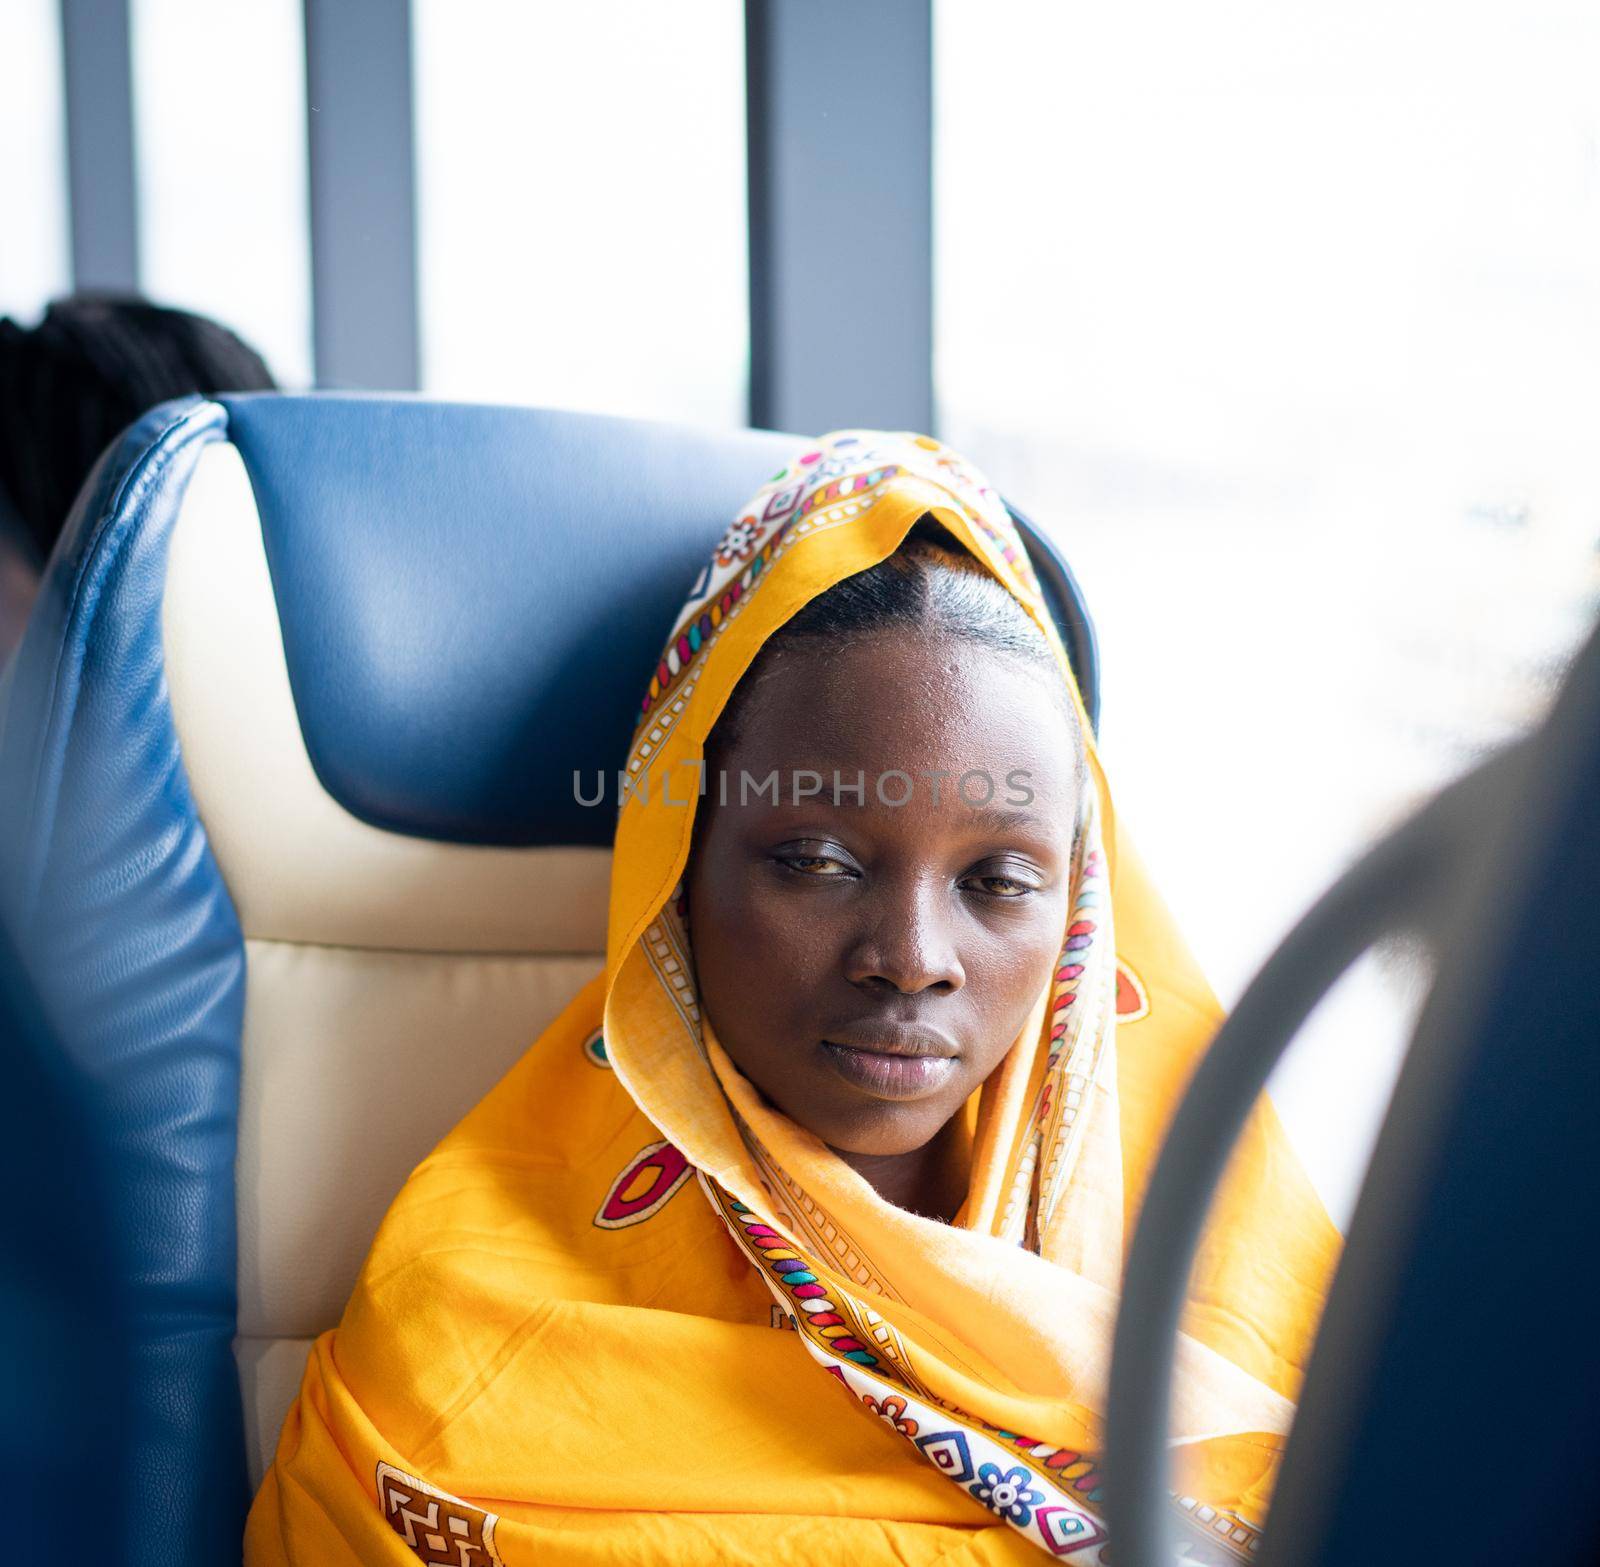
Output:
[246, 432, 1342, 1566]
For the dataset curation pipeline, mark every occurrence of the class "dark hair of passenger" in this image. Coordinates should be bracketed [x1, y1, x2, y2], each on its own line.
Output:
[0, 293, 278, 564]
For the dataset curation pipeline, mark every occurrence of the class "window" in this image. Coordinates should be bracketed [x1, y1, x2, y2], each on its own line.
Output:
[936, 0, 1600, 1219]
[413, 0, 748, 425]
[131, 0, 313, 384]
[0, 0, 70, 322]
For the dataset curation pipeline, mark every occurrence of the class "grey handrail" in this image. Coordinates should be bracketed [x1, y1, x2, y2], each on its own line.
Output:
[1102, 740, 1529, 1566]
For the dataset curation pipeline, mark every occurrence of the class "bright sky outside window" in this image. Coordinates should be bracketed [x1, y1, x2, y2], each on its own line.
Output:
[131, 0, 313, 384]
[936, 0, 1600, 1220]
[413, 0, 748, 426]
[0, 0, 71, 322]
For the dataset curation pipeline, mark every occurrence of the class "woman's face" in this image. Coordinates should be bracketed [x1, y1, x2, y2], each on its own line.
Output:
[686, 625, 1081, 1159]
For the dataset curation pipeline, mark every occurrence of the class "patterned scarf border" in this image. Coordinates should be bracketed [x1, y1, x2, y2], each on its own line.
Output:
[700, 1177, 1261, 1563]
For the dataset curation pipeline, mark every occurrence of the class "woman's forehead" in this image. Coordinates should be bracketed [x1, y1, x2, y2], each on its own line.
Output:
[710, 632, 1080, 806]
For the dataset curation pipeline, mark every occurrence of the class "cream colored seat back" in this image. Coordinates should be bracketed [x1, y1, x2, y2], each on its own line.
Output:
[162, 441, 611, 1485]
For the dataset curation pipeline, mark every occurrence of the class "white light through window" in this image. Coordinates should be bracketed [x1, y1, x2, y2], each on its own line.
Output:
[130, 0, 312, 385]
[413, 0, 748, 427]
[0, 0, 71, 322]
[937, 0, 1600, 1221]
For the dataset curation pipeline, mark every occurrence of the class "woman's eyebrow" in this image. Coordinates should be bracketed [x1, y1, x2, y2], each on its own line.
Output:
[958, 805, 1058, 837]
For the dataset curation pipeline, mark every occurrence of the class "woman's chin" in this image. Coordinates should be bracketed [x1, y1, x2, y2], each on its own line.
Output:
[812, 1104, 956, 1162]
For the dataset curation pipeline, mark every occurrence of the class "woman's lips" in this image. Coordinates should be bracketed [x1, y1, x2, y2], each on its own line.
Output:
[819, 1041, 958, 1100]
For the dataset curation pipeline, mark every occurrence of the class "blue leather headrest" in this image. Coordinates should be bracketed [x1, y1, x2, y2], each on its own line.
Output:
[221, 394, 1099, 846]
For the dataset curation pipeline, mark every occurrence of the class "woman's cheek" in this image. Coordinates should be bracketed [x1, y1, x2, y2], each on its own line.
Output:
[700, 885, 830, 1011]
[970, 905, 1068, 1000]
[746, 882, 839, 960]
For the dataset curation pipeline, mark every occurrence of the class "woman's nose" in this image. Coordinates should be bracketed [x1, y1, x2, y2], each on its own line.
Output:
[842, 882, 966, 994]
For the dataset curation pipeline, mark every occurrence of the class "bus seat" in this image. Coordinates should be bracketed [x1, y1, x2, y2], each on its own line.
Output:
[0, 392, 1099, 1564]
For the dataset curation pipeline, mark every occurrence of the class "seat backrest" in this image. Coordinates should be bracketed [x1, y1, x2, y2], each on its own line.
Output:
[0, 920, 133, 1560]
[1256, 618, 1600, 1566]
[0, 393, 1099, 1564]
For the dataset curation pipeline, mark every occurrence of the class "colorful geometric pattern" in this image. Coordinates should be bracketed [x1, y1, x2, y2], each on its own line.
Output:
[1048, 844, 1106, 1053]
[723, 1195, 879, 1367]
[376, 1462, 503, 1566]
[626, 429, 1065, 786]
[593, 1140, 692, 1230]
[820, 1343, 1113, 1562]
[1115, 959, 1150, 1023]
[914, 1429, 975, 1483]
[970, 1461, 1046, 1526]
[701, 1174, 1260, 1565]
[1034, 1506, 1110, 1558]
[1173, 1494, 1265, 1558]
[637, 519, 797, 725]
[999, 834, 1115, 1245]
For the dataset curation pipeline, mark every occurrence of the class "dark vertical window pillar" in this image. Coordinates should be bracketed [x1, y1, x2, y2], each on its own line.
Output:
[302, 0, 420, 390]
[745, 0, 934, 435]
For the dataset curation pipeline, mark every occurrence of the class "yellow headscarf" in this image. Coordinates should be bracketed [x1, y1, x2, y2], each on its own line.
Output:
[247, 432, 1340, 1566]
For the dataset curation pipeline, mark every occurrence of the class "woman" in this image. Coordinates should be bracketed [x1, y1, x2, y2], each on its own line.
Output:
[246, 432, 1340, 1564]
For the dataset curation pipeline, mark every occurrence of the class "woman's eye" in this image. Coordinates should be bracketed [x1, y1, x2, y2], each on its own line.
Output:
[776, 854, 856, 878]
[963, 871, 1037, 899]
